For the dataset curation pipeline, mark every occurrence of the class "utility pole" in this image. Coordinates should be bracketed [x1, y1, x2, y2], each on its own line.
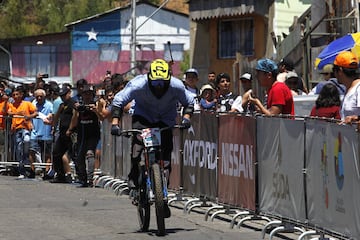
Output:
[354, 0, 360, 32]
[130, 0, 136, 75]
[129, 0, 169, 76]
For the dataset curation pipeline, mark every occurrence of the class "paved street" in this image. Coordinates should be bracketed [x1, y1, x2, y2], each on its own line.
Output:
[0, 174, 298, 240]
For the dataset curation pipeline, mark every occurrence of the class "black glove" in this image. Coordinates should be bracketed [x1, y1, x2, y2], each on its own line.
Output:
[180, 117, 191, 129]
[111, 125, 122, 136]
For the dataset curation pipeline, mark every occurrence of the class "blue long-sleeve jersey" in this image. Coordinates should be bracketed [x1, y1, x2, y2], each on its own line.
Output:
[112, 74, 194, 126]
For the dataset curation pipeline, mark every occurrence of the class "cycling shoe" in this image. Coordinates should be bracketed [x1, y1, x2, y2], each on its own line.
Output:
[163, 202, 171, 218]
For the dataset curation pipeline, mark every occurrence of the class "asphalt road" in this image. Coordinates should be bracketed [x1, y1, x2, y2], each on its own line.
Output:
[0, 174, 296, 240]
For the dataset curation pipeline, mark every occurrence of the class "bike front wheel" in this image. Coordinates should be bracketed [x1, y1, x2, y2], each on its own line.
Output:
[137, 165, 150, 232]
[152, 163, 165, 236]
[137, 188, 150, 232]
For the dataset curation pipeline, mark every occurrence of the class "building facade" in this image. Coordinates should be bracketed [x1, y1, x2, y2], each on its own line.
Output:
[188, 0, 311, 87]
[66, 1, 190, 84]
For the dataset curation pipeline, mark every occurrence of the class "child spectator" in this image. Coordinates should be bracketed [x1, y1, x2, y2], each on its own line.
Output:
[310, 83, 341, 119]
[216, 72, 243, 113]
[199, 84, 217, 111]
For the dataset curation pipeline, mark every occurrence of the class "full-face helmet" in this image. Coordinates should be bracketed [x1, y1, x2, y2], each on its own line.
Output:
[147, 59, 171, 98]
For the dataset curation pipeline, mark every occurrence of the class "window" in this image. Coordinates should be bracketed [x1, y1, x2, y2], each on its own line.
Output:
[25, 46, 56, 76]
[164, 43, 184, 61]
[100, 43, 119, 61]
[219, 18, 254, 58]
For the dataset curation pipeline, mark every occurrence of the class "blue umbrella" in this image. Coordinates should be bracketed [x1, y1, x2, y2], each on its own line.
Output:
[314, 32, 360, 69]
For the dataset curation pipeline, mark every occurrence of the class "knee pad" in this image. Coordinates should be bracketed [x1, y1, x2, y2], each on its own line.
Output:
[131, 143, 143, 159]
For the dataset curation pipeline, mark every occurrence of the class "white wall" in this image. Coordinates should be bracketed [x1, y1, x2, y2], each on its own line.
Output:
[120, 4, 190, 51]
[273, 0, 311, 40]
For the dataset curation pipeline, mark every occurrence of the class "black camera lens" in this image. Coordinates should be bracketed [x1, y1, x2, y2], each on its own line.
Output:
[77, 105, 86, 112]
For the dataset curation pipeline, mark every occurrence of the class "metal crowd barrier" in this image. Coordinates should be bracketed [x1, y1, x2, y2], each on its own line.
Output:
[96, 112, 360, 240]
[0, 115, 66, 175]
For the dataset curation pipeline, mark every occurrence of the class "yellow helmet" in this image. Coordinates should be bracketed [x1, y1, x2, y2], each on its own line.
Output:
[148, 59, 171, 81]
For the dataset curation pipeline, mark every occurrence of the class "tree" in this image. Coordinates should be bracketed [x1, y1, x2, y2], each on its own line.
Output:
[0, 0, 185, 38]
[0, 0, 120, 38]
[180, 50, 190, 77]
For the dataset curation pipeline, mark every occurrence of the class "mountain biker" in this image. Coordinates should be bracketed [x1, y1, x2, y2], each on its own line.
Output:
[110, 59, 194, 218]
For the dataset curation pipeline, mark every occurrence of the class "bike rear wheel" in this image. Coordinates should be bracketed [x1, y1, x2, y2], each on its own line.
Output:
[152, 163, 165, 236]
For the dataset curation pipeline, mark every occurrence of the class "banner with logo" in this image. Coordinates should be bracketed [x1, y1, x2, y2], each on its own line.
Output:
[217, 114, 256, 210]
[257, 117, 306, 221]
[182, 112, 218, 199]
[169, 124, 182, 190]
[306, 120, 360, 238]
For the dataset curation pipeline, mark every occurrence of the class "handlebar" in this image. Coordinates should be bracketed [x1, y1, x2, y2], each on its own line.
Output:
[119, 125, 184, 137]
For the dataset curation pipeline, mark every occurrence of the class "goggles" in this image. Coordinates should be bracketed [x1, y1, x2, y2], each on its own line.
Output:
[150, 80, 165, 88]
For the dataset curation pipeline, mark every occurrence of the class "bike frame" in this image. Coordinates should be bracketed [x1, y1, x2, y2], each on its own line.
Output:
[141, 128, 168, 202]
[121, 126, 171, 235]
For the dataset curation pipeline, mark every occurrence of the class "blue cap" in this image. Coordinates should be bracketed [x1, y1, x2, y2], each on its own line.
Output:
[4, 88, 12, 96]
[256, 59, 278, 74]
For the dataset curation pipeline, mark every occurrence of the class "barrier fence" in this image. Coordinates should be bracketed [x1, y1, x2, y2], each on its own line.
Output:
[98, 112, 360, 239]
[0, 115, 54, 175]
[1, 111, 360, 239]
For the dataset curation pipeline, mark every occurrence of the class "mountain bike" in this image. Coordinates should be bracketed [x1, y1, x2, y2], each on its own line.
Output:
[120, 126, 179, 236]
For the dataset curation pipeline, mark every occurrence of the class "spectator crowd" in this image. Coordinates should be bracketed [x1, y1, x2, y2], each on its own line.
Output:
[0, 73, 126, 186]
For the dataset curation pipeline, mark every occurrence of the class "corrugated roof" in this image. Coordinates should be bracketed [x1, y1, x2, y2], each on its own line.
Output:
[190, 5, 255, 20]
[188, 0, 269, 20]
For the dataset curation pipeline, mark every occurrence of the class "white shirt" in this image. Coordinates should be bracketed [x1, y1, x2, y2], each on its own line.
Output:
[340, 81, 360, 120]
[231, 96, 244, 112]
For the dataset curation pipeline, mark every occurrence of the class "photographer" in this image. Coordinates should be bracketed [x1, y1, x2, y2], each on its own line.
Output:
[67, 84, 100, 187]
[95, 86, 115, 121]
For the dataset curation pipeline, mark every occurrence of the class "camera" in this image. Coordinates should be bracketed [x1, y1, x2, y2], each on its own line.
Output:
[97, 89, 105, 96]
[76, 104, 91, 112]
[40, 74, 49, 78]
[77, 104, 92, 112]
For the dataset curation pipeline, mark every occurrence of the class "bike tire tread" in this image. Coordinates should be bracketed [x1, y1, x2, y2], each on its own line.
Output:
[152, 163, 165, 236]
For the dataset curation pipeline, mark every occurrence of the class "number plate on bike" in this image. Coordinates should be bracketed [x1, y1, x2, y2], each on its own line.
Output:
[141, 128, 161, 147]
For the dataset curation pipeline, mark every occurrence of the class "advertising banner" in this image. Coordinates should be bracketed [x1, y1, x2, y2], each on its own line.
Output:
[306, 120, 360, 238]
[257, 117, 306, 221]
[217, 114, 256, 210]
[169, 126, 182, 190]
[182, 112, 218, 198]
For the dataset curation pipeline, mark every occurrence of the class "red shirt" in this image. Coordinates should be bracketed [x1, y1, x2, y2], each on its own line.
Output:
[267, 82, 294, 115]
[310, 106, 341, 119]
